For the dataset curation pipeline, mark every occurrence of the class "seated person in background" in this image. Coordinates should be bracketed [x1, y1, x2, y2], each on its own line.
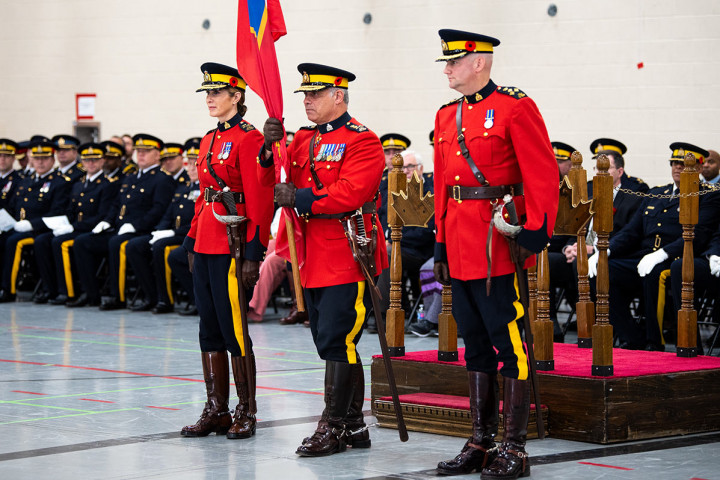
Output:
[167, 245, 197, 315]
[160, 143, 190, 184]
[377, 133, 412, 235]
[1, 139, 21, 211]
[34, 143, 120, 305]
[101, 141, 128, 181]
[125, 157, 200, 313]
[408, 257, 441, 337]
[702, 149, 720, 184]
[590, 143, 720, 351]
[0, 140, 72, 303]
[375, 149, 435, 332]
[51, 135, 85, 184]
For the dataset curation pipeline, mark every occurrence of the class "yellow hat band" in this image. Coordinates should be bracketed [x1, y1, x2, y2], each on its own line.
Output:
[31, 146, 54, 156]
[554, 148, 572, 160]
[135, 139, 161, 150]
[186, 147, 200, 157]
[81, 149, 103, 159]
[594, 144, 623, 155]
[302, 73, 349, 88]
[671, 149, 705, 162]
[161, 147, 183, 157]
[0, 144, 16, 155]
[382, 139, 408, 150]
[444, 40, 494, 54]
[200, 73, 247, 90]
[104, 148, 123, 157]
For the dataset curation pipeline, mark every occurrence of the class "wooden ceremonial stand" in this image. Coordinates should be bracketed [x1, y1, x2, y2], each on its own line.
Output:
[677, 154, 700, 357]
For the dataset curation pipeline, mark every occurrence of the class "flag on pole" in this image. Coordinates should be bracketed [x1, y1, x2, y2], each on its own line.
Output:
[236, 0, 304, 265]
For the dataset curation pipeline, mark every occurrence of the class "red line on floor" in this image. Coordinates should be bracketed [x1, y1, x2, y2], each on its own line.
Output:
[2, 359, 325, 397]
[690, 478, 711, 480]
[80, 398, 115, 403]
[11, 390, 47, 395]
[2, 324, 161, 340]
[146, 406, 181, 411]
[578, 461, 633, 471]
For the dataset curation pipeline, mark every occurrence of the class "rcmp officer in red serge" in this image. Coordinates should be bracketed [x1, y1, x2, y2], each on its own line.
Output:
[432, 30, 558, 479]
[262, 63, 388, 457]
[180, 63, 273, 440]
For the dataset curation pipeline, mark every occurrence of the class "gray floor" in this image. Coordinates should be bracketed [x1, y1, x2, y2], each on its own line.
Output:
[1, 300, 719, 480]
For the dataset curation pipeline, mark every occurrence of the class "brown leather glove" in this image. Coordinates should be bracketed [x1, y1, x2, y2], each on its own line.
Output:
[188, 252, 195, 273]
[263, 118, 284, 151]
[433, 261, 451, 286]
[241, 259, 260, 290]
[274, 183, 297, 207]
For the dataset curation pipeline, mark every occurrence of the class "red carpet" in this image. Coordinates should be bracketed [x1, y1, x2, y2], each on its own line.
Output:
[378, 343, 720, 378]
[378, 392, 543, 411]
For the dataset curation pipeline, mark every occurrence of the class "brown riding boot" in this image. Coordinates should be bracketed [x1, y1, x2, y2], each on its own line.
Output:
[344, 362, 371, 448]
[481, 377, 531, 479]
[227, 354, 257, 439]
[296, 361, 354, 457]
[181, 351, 232, 437]
[279, 300, 308, 325]
[437, 371, 499, 475]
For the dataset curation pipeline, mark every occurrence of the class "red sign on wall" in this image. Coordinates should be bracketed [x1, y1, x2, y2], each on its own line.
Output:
[76, 93, 97, 121]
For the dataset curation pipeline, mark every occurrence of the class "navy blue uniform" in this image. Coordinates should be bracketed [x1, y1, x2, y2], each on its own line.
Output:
[126, 180, 199, 306]
[1, 170, 21, 211]
[34, 173, 119, 299]
[57, 162, 86, 184]
[73, 165, 175, 303]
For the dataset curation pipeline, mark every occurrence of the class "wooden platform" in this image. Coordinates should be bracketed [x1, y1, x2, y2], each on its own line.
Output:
[371, 352, 720, 444]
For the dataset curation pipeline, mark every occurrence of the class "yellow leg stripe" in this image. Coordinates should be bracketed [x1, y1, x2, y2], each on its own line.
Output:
[656, 269, 671, 345]
[164, 245, 179, 304]
[228, 258, 245, 356]
[344, 281, 366, 364]
[11, 238, 34, 294]
[118, 241, 128, 302]
[61, 240, 75, 297]
[510, 274, 529, 381]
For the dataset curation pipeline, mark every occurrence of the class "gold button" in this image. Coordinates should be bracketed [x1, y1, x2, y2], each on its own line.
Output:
[217, 135, 221, 139]
[462, 127, 466, 132]
[439, 137, 443, 142]
[24, 198, 28, 202]
[205, 202, 209, 206]
[28, 188, 32, 191]
[90, 199, 94, 202]
[468, 105, 473, 110]
[204, 168, 208, 173]
[658, 223, 661, 226]
[78, 202, 82, 206]
[456, 151, 461, 156]
[179, 205, 183, 209]
[483, 132, 488, 137]
[308, 177, 312, 182]
[458, 199, 462, 204]
[132, 185, 136, 189]
[220, 160, 224, 164]
[80, 193, 84, 197]
[255, 157, 259, 161]
[293, 161, 297, 166]
[326, 165, 331, 169]
[140, 188, 144, 193]
[127, 195, 131, 198]
[455, 175, 460, 181]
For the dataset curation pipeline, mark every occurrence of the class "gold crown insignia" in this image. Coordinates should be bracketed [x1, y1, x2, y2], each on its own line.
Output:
[302, 72, 310, 83]
[58, 138, 66, 146]
[203, 71, 212, 82]
[441, 39, 448, 52]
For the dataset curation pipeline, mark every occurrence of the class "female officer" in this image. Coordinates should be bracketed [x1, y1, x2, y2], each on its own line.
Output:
[181, 63, 274, 440]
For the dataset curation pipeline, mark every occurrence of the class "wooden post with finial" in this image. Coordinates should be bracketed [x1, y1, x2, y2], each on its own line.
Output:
[677, 153, 700, 357]
[569, 151, 594, 348]
[592, 154, 613, 376]
[386, 153, 406, 356]
[528, 266, 538, 324]
[534, 248, 554, 370]
[438, 284, 458, 361]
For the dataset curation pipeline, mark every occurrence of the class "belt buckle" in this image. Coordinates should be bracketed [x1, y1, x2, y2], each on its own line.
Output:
[203, 188, 210, 202]
[453, 185, 461, 201]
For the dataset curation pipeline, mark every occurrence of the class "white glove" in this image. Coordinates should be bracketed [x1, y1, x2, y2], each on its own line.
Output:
[53, 225, 75, 237]
[709, 255, 720, 277]
[14, 220, 32, 232]
[92, 221, 111, 234]
[637, 249, 669, 277]
[117, 223, 136, 236]
[587, 252, 599, 278]
[149, 229, 174, 245]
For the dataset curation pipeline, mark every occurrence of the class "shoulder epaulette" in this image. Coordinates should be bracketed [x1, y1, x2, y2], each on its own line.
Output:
[627, 175, 646, 185]
[206, 129, 215, 136]
[77, 163, 86, 172]
[496, 86, 528, 99]
[123, 164, 137, 174]
[439, 97, 463, 110]
[423, 172, 433, 180]
[240, 121, 256, 132]
[108, 176, 119, 183]
[299, 125, 316, 131]
[345, 122, 368, 133]
[62, 175, 71, 182]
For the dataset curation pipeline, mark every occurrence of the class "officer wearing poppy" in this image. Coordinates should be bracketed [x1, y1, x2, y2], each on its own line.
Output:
[180, 62, 273, 440]
[0, 140, 73, 302]
[71, 134, 175, 308]
[432, 30, 558, 479]
[34, 143, 120, 305]
[262, 63, 388, 456]
[52, 135, 85, 183]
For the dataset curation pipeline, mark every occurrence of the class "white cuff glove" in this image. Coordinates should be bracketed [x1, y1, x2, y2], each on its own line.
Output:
[709, 255, 720, 277]
[14, 220, 32, 232]
[637, 249, 669, 277]
[53, 225, 75, 237]
[92, 221, 111, 234]
[149, 229, 174, 245]
[117, 223, 136, 236]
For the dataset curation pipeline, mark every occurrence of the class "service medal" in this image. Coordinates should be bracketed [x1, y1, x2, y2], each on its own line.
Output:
[484, 109, 495, 129]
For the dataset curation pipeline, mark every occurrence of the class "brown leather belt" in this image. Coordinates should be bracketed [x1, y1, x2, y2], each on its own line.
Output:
[204, 188, 244, 204]
[448, 183, 523, 201]
[309, 201, 377, 219]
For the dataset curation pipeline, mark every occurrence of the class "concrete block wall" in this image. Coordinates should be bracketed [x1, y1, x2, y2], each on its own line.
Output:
[1, 0, 718, 186]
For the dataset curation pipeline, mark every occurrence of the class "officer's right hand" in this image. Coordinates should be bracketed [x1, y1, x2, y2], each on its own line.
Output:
[710, 255, 720, 277]
[188, 252, 195, 273]
[92, 221, 111, 234]
[587, 252, 600, 278]
[433, 261, 451, 286]
[274, 183, 297, 207]
[263, 118, 284, 151]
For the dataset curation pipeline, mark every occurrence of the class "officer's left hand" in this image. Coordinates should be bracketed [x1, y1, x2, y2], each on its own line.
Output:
[709, 255, 720, 277]
[14, 220, 32, 232]
[637, 249, 668, 277]
[241, 260, 260, 289]
[263, 118, 284, 150]
[274, 183, 296, 207]
[149, 230, 174, 245]
[433, 261, 451, 286]
[117, 223, 136, 236]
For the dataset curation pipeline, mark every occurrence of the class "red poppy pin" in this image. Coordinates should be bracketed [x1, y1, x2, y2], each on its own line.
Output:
[229, 77, 238, 87]
[334, 77, 342, 86]
[466, 41, 476, 51]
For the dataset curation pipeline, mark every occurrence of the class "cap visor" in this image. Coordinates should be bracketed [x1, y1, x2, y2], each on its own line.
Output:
[435, 52, 469, 62]
[293, 84, 332, 93]
[195, 83, 231, 92]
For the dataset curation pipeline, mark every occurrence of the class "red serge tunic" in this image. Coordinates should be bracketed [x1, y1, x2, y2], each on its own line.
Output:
[186, 113, 273, 261]
[433, 80, 559, 281]
[265, 112, 388, 288]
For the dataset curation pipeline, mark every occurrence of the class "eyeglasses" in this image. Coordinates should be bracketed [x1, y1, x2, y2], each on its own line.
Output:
[670, 160, 685, 167]
[402, 164, 418, 170]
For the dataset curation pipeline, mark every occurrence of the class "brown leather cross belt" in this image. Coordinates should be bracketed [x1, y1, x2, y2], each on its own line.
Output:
[448, 183, 523, 201]
[309, 201, 377, 219]
[204, 187, 244, 204]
